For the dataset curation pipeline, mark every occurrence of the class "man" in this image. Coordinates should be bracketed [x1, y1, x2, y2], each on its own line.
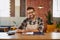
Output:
[16, 7, 44, 33]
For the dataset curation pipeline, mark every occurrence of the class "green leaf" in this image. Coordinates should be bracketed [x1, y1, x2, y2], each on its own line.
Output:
[13, 21, 16, 24]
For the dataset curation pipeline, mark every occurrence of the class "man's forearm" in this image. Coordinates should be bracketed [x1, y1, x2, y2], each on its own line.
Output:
[16, 29, 39, 33]
[25, 29, 39, 32]
[16, 29, 26, 33]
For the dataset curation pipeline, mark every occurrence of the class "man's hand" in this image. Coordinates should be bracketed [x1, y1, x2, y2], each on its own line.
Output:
[16, 29, 26, 33]
[16, 29, 39, 33]
[25, 29, 39, 32]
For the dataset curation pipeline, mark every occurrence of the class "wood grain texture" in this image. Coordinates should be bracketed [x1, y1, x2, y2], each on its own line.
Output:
[0, 32, 60, 40]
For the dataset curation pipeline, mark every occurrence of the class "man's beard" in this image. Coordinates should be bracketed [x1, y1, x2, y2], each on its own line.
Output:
[29, 14, 35, 19]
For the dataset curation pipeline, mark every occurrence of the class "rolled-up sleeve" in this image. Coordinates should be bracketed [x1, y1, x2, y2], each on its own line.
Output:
[19, 19, 27, 30]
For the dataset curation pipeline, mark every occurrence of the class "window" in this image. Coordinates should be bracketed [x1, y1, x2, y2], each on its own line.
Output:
[0, 0, 10, 17]
[0, 0, 15, 17]
[53, 0, 60, 17]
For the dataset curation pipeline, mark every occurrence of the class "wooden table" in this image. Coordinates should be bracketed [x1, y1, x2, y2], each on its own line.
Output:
[0, 32, 60, 40]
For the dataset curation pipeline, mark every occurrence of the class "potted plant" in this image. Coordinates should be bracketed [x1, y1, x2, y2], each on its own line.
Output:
[45, 10, 56, 32]
[56, 22, 60, 32]
[45, 10, 53, 24]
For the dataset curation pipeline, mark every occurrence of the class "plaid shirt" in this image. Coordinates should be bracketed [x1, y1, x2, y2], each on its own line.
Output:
[19, 17, 44, 31]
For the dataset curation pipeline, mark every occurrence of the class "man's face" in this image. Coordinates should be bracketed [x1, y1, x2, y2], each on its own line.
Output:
[27, 9, 35, 19]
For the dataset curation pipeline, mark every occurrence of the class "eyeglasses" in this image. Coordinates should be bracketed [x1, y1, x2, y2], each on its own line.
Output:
[28, 12, 34, 14]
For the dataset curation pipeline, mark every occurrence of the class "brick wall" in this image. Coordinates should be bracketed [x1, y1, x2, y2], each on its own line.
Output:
[27, 0, 52, 31]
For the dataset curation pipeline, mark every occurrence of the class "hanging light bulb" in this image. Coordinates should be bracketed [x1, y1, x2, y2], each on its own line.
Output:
[38, 5, 44, 9]
[38, 0, 44, 9]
